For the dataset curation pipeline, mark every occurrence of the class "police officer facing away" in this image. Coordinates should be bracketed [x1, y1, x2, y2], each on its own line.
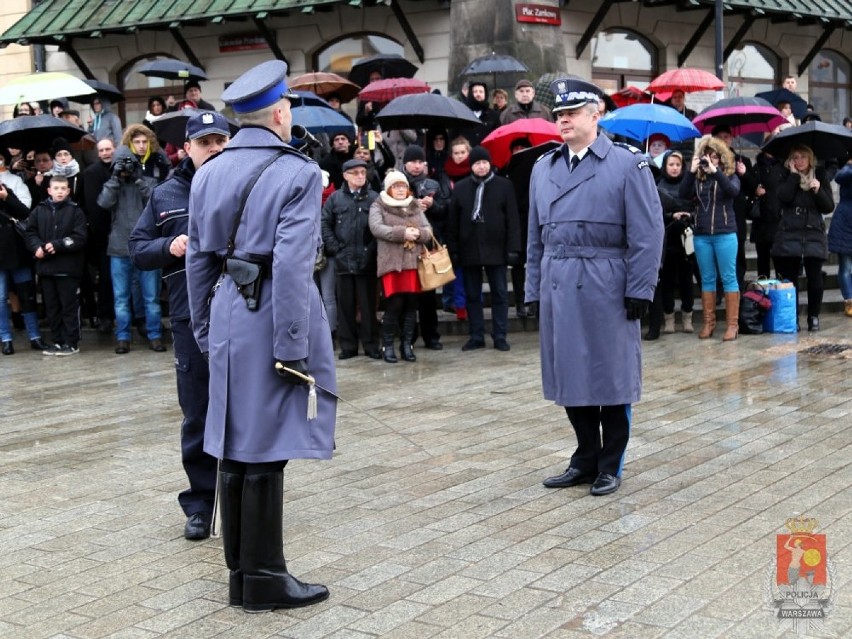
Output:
[526, 79, 662, 496]
[186, 61, 336, 612]
[128, 112, 230, 540]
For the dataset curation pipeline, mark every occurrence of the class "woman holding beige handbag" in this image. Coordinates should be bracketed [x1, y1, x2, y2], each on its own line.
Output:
[369, 171, 433, 363]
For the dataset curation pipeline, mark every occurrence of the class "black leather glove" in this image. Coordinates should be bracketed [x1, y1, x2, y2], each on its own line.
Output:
[624, 297, 649, 321]
[274, 359, 309, 386]
[111, 162, 124, 177]
[507, 252, 521, 266]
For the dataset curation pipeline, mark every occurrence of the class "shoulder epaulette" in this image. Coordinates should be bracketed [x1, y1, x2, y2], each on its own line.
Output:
[613, 142, 643, 155]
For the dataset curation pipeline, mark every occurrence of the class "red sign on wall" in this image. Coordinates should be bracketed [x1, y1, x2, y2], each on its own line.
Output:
[219, 35, 268, 53]
[515, 3, 562, 26]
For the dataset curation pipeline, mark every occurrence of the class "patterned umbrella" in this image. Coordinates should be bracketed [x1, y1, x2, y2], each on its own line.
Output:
[358, 78, 430, 104]
[648, 68, 724, 94]
[289, 72, 361, 102]
[692, 96, 787, 137]
[534, 72, 572, 110]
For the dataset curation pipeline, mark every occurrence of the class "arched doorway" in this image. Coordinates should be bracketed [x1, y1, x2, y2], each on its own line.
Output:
[312, 33, 404, 77]
[808, 49, 851, 123]
[727, 43, 779, 98]
[590, 29, 658, 96]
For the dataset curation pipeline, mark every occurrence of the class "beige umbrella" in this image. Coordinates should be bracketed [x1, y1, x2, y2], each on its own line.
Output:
[0, 72, 95, 106]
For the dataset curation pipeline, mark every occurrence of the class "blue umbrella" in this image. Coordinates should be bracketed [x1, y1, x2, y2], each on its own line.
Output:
[599, 103, 700, 143]
[291, 105, 355, 136]
[755, 88, 808, 120]
[290, 90, 335, 109]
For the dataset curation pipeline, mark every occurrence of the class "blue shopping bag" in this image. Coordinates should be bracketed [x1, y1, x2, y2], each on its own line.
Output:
[761, 280, 797, 333]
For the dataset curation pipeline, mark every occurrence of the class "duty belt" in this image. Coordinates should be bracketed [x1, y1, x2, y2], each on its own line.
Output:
[543, 246, 626, 259]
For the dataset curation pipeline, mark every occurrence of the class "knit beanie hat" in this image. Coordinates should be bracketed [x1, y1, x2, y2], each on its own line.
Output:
[403, 144, 426, 164]
[52, 137, 73, 156]
[468, 145, 492, 166]
[383, 170, 409, 193]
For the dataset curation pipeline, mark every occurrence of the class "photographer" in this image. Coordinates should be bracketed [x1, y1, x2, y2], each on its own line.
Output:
[679, 136, 741, 341]
[97, 146, 164, 354]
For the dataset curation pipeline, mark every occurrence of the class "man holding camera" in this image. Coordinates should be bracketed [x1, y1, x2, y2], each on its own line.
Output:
[97, 144, 163, 354]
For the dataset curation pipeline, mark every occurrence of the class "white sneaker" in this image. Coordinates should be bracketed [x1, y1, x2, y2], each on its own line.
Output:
[54, 344, 79, 356]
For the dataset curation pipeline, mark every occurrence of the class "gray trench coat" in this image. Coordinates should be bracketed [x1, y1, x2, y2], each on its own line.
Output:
[186, 126, 336, 463]
[525, 134, 663, 407]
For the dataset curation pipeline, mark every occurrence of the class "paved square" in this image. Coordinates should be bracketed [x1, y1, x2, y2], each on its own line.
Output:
[1, 317, 851, 638]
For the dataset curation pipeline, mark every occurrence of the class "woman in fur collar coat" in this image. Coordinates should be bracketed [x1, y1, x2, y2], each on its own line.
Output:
[679, 135, 741, 340]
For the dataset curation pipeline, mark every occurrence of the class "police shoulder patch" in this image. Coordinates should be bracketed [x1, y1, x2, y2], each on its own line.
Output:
[636, 159, 650, 170]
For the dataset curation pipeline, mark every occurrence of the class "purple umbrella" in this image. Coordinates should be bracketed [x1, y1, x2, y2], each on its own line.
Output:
[692, 96, 787, 137]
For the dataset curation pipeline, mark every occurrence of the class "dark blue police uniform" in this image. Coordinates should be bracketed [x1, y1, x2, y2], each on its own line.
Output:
[128, 116, 227, 539]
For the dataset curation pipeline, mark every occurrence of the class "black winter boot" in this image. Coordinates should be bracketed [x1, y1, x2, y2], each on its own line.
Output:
[400, 311, 417, 362]
[219, 471, 244, 606]
[240, 472, 329, 612]
[381, 309, 398, 363]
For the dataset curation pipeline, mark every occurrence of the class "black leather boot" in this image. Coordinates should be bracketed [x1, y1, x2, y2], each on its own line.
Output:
[400, 311, 417, 362]
[240, 472, 329, 612]
[381, 312, 398, 363]
[219, 471, 244, 607]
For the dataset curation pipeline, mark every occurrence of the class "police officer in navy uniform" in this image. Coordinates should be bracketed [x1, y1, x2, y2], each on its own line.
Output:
[186, 61, 336, 612]
[128, 112, 230, 540]
[526, 79, 663, 496]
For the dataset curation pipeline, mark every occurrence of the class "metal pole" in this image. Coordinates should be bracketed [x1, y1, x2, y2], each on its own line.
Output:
[714, 0, 724, 80]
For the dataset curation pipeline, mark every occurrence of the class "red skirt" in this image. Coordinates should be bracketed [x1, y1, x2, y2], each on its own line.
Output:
[381, 269, 422, 297]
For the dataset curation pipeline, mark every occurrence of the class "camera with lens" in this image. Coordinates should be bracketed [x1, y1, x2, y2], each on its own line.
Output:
[118, 158, 136, 172]
[698, 158, 710, 169]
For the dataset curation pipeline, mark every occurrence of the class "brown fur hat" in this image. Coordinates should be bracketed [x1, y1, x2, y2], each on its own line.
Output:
[695, 134, 735, 177]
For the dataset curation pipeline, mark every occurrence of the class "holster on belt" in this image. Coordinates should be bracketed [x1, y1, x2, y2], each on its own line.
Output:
[225, 258, 264, 311]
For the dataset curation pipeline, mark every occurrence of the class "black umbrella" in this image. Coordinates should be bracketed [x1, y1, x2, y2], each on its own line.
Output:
[348, 54, 418, 88]
[150, 108, 240, 148]
[138, 59, 208, 81]
[0, 114, 87, 150]
[67, 79, 124, 104]
[461, 53, 529, 77]
[761, 121, 852, 160]
[503, 141, 560, 186]
[375, 93, 481, 131]
[755, 88, 808, 120]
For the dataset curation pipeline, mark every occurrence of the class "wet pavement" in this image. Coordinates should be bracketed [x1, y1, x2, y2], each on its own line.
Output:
[1, 315, 851, 639]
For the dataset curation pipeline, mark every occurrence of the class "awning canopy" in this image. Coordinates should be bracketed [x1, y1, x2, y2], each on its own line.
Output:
[0, 0, 352, 47]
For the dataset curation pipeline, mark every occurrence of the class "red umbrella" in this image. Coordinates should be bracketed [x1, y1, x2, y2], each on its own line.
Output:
[481, 118, 561, 169]
[609, 86, 652, 108]
[358, 78, 430, 103]
[289, 72, 361, 102]
[648, 68, 724, 94]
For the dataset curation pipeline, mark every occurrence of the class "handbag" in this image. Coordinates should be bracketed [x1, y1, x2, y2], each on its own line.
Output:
[739, 281, 772, 334]
[417, 239, 455, 291]
[0, 210, 27, 238]
[681, 226, 694, 256]
[747, 197, 761, 221]
[758, 278, 797, 333]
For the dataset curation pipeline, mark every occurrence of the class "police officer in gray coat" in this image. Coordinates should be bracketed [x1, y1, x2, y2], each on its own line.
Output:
[526, 79, 663, 496]
[186, 61, 336, 612]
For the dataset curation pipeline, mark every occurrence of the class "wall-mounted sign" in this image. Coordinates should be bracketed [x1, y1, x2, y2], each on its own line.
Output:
[515, 3, 562, 26]
[219, 34, 268, 53]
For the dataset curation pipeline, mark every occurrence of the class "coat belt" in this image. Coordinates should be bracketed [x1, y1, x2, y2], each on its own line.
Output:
[543, 246, 626, 259]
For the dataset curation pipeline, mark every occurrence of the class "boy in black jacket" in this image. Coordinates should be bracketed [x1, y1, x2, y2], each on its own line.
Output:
[24, 175, 87, 355]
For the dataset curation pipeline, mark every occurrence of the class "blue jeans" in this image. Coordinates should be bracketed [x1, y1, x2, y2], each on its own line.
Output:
[838, 253, 852, 300]
[693, 233, 739, 293]
[111, 257, 162, 341]
[0, 267, 42, 342]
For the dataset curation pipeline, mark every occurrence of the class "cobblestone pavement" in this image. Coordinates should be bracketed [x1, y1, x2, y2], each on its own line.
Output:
[2, 315, 851, 639]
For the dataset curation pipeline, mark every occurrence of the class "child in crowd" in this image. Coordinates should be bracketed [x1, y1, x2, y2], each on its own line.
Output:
[23, 175, 87, 355]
